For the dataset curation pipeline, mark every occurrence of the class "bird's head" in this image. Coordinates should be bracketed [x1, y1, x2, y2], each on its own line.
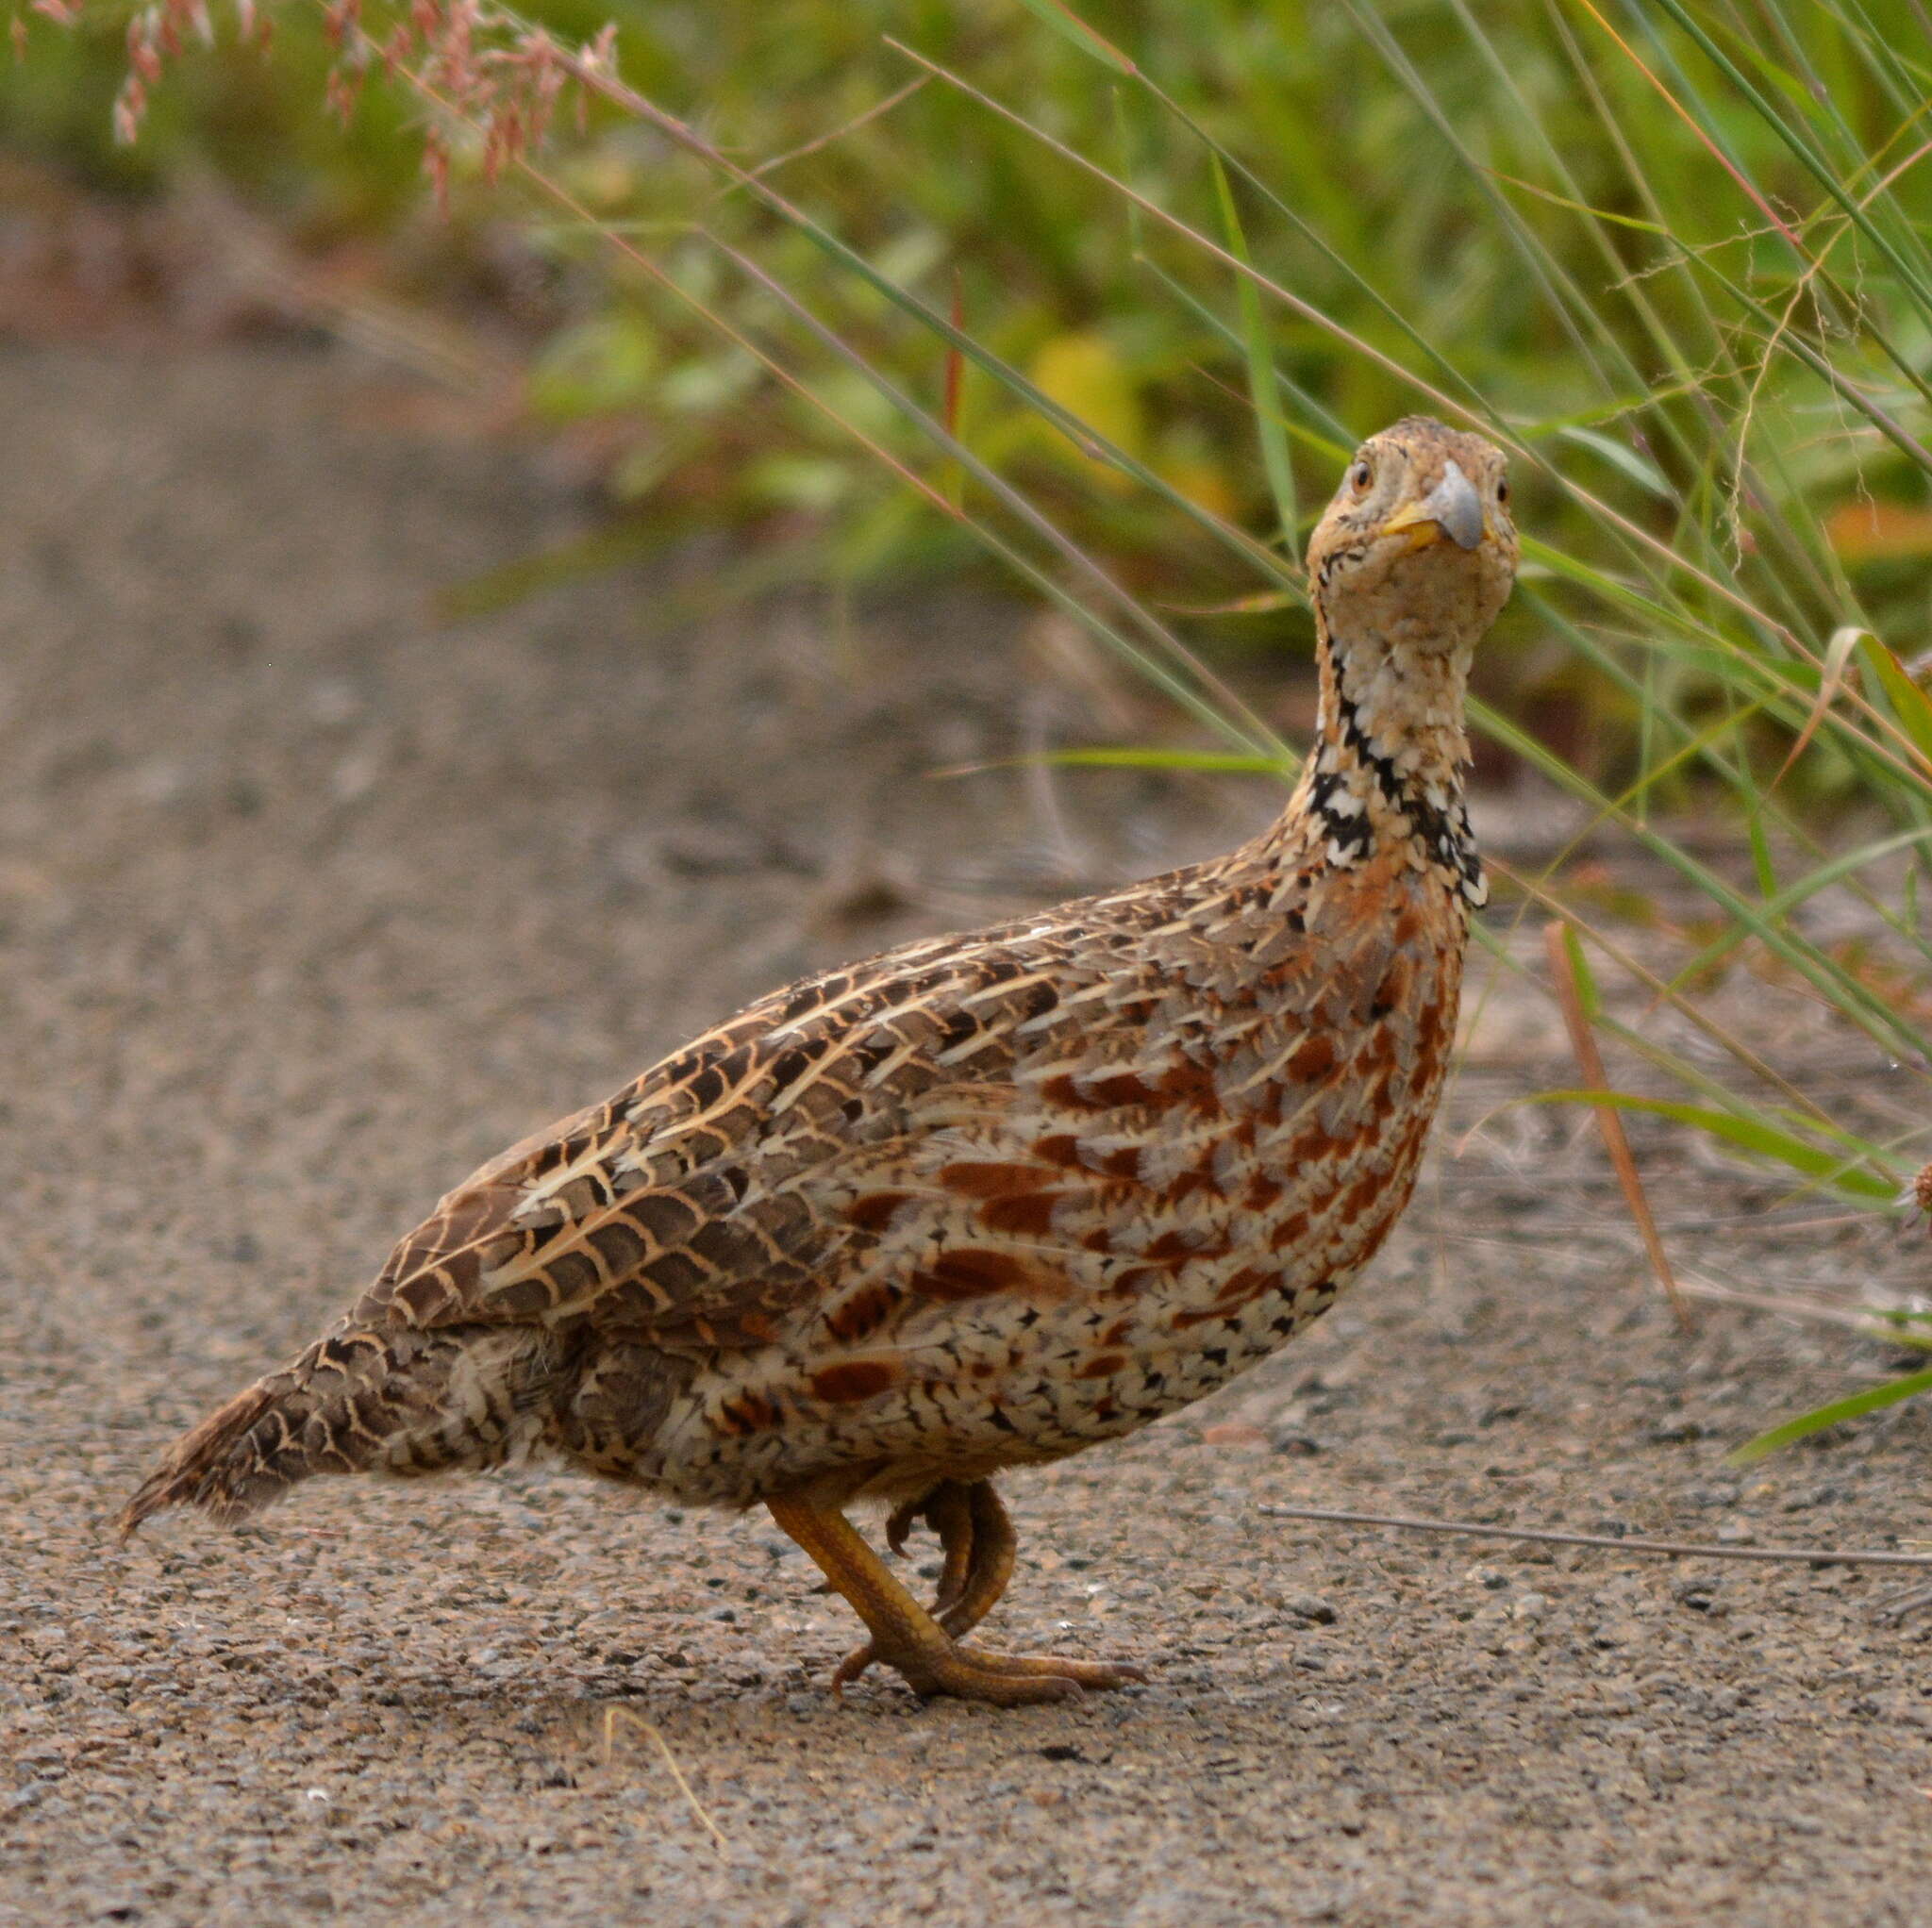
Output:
[1307, 418, 1517, 656]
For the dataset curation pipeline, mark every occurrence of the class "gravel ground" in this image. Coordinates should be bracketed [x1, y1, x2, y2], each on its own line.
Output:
[4, 342, 1932, 1928]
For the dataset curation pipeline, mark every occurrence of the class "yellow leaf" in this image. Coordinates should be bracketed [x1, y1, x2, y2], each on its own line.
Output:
[1825, 498, 1932, 561]
[1154, 454, 1238, 523]
[1028, 330, 1143, 489]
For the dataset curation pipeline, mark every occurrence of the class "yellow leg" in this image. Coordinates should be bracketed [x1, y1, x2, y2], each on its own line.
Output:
[837, 1478, 1014, 1686]
[768, 1490, 1143, 1706]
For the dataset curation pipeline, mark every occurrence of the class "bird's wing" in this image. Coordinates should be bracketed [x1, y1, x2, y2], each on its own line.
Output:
[350, 924, 1094, 1351]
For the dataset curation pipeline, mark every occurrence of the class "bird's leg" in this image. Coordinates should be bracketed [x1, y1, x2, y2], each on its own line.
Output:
[767, 1492, 1142, 1706]
[836, 1477, 1003, 1686]
[924, 1483, 1145, 1683]
[933, 1481, 1017, 1637]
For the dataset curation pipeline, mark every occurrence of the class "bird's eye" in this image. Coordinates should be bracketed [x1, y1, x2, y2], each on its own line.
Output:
[1348, 461, 1374, 496]
[1495, 476, 1510, 507]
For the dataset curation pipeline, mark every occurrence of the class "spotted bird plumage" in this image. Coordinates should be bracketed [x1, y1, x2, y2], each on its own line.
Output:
[123, 418, 1519, 1704]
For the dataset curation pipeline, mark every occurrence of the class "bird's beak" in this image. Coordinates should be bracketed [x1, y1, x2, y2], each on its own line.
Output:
[1379, 457, 1487, 553]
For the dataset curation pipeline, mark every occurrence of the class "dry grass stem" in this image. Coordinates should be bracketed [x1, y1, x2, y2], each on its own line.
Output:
[1543, 919, 1693, 1331]
[599, 1706, 728, 1850]
[1256, 1503, 1932, 1572]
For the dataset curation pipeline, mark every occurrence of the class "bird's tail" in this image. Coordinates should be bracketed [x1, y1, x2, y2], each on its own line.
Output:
[118, 1319, 572, 1537]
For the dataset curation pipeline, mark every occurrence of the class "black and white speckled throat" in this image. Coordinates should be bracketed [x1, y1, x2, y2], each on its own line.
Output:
[1308, 684, 1487, 907]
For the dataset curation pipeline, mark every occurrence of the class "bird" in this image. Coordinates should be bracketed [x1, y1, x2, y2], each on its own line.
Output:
[121, 416, 1518, 1705]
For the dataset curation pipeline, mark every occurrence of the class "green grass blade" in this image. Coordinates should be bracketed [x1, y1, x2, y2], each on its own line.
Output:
[1729, 1363, 1932, 1463]
[1208, 152, 1298, 556]
[1007, 0, 1137, 76]
[1859, 636, 1932, 767]
[1527, 1090, 1903, 1199]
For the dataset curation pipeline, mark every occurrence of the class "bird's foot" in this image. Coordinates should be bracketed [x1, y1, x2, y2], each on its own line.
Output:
[848, 1628, 1144, 1706]
[768, 1489, 1141, 1708]
[882, 1482, 975, 1616]
[841, 1479, 1013, 1686]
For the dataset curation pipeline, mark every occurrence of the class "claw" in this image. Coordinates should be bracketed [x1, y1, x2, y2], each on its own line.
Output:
[833, 1484, 977, 1688]
[884, 1494, 923, 1558]
[831, 1643, 874, 1690]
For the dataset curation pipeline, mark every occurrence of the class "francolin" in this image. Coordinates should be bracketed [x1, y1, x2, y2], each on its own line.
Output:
[123, 418, 1518, 1705]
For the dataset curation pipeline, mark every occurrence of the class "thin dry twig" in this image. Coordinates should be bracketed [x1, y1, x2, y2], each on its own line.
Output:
[1874, 1580, 1932, 1621]
[1256, 1502, 1932, 1571]
[1485, 857, 1832, 1128]
[600, 1706, 728, 1850]
[1543, 919, 1692, 1331]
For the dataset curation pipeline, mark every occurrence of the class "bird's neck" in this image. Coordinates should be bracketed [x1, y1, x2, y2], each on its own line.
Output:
[1257, 604, 1486, 906]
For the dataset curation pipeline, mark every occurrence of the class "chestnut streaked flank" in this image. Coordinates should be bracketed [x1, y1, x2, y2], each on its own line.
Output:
[122, 418, 1518, 1705]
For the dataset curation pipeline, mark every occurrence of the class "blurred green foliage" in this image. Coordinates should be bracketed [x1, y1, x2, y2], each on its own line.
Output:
[10, 0, 1932, 781]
